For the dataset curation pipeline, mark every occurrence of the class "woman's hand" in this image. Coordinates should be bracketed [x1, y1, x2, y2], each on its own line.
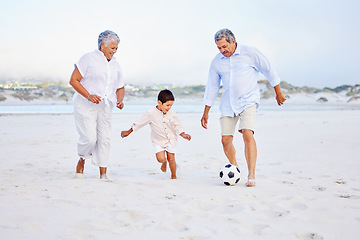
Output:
[116, 101, 124, 109]
[88, 94, 102, 104]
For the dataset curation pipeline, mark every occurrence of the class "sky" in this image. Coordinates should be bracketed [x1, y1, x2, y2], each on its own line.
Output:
[0, 0, 359, 88]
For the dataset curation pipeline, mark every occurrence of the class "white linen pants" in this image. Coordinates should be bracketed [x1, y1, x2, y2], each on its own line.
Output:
[74, 97, 113, 167]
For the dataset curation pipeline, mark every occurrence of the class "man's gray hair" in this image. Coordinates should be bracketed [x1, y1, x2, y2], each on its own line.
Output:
[214, 29, 236, 44]
[98, 30, 120, 50]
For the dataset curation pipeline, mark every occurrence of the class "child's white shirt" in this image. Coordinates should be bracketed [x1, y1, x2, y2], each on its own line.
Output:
[132, 107, 185, 147]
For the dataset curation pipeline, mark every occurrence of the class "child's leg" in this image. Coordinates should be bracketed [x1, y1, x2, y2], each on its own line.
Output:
[156, 151, 167, 172]
[166, 152, 176, 179]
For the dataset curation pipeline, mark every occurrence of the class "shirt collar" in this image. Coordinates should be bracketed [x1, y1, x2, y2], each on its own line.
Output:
[95, 49, 116, 62]
[220, 44, 240, 59]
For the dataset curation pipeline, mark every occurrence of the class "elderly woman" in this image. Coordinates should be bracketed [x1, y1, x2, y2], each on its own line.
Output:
[69, 30, 125, 179]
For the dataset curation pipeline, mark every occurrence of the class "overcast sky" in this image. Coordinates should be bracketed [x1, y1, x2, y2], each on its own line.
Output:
[0, 0, 359, 88]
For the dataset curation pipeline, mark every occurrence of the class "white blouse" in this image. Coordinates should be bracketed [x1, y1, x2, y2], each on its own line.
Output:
[74, 49, 124, 106]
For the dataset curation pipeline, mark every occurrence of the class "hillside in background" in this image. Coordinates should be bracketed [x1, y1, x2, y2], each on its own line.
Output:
[0, 80, 359, 105]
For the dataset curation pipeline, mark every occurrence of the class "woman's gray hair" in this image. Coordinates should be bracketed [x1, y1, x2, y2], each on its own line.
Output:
[214, 29, 236, 44]
[98, 30, 120, 50]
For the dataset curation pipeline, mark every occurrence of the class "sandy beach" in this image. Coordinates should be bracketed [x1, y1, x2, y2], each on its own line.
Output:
[1, 108, 359, 239]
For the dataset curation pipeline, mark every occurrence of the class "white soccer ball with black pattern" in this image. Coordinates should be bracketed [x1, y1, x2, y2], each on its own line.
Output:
[219, 164, 241, 186]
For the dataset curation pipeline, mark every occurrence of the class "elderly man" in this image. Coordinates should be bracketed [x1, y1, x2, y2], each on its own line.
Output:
[201, 29, 286, 187]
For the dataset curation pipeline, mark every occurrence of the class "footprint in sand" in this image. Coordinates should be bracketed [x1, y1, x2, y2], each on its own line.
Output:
[338, 194, 360, 199]
[282, 180, 294, 185]
[312, 185, 326, 191]
[265, 210, 291, 218]
[335, 179, 346, 184]
[296, 232, 324, 240]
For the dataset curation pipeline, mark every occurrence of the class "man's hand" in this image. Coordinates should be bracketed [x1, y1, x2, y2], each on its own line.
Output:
[274, 84, 286, 106]
[276, 92, 286, 106]
[201, 114, 208, 129]
[201, 105, 211, 129]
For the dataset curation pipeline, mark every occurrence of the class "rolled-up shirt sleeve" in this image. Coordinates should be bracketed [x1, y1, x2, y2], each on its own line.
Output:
[252, 47, 280, 87]
[75, 52, 91, 78]
[132, 111, 151, 132]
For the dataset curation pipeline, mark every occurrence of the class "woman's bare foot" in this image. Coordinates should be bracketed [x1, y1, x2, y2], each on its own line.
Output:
[161, 162, 167, 172]
[76, 158, 85, 174]
[99, 167, 107, 179]
[75, 158, 85, 179]
[171, 174, 177, 179]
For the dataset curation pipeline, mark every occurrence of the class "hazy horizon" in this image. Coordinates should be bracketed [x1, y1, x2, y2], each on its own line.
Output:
[1, 0, 359, 89]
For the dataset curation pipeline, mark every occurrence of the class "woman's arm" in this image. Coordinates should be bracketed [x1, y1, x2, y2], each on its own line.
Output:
[69, 67, 101, 104]
[116, 87, 125, 109]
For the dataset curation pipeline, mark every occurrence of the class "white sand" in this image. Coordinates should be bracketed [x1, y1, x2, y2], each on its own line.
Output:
[0, 109, 359, 239]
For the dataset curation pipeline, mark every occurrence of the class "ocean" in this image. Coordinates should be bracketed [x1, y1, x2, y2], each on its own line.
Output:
[0, 102, 358, 114]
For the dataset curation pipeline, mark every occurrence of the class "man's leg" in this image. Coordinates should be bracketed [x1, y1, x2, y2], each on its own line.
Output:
[220, 115, 239, 166]
[238, 104, 257, 187]
[242, 129, 257, 186]
[221, 135, 238, 166]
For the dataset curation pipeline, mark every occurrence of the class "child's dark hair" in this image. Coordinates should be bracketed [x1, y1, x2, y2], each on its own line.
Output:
[158, 89, 175, 103]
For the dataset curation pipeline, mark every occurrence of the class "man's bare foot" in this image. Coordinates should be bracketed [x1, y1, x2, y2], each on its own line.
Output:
[171, 174, 177, 179]
[161, 162, 167, 172]
[246, 178, 256, 187]
[100, 174, 108, 179]
[76, 158, 85, 174]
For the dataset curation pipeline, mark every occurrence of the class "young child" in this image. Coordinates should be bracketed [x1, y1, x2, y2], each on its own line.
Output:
[121, 89, 191, 179]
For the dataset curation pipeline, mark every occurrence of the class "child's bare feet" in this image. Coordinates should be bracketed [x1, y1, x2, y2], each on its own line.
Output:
[161, 162, 167, 172]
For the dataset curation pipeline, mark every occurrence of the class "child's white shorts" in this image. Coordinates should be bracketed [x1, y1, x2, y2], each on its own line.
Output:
[152, 142, 176, 154]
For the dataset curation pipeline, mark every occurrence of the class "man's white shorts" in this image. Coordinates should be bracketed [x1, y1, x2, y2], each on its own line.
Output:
[220, 104, 257, 135]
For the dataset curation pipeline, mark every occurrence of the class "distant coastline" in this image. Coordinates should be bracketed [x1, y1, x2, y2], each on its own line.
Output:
[0, 80, 359, 106]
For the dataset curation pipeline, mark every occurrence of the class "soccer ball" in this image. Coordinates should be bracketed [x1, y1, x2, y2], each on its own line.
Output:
[219, 164, 241, 186]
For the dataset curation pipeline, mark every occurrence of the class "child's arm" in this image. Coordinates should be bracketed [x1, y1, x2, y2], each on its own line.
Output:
[121, 128, 133, 138]
[180, 132, 191, 141]
[121, 109, 152, 138]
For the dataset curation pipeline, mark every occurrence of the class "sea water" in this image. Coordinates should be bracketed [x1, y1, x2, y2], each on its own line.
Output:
[0, 102, 358, 114]
[0, 104, 205, 114]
